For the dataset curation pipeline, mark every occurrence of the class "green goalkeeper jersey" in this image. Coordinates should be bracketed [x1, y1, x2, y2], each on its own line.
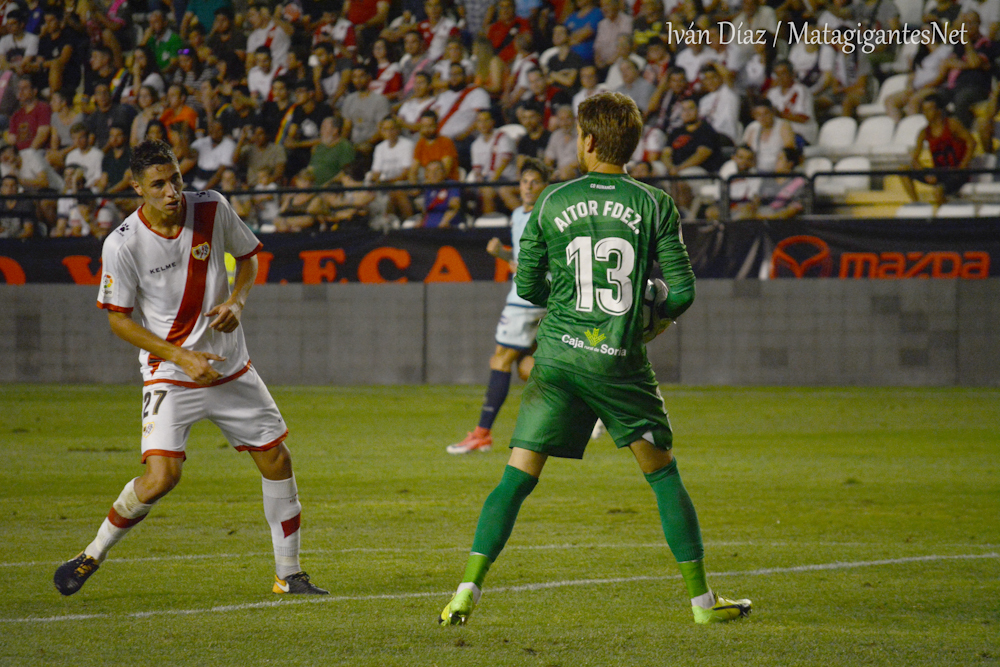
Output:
[515, 171, 695, 381]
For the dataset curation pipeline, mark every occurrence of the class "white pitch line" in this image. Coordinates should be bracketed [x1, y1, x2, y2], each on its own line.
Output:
[5, 542, 999, 569]
[3, 552, 996, 625]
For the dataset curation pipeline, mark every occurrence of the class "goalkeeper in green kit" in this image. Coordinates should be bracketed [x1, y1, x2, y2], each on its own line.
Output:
[438, 91, 751, 627]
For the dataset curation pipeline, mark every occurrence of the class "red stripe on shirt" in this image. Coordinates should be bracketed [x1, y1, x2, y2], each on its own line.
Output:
[164, 200, 217, 349]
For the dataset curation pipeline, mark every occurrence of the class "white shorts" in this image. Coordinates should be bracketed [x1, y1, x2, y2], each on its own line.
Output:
[139, 364, 288, 463]
[495, 304, 547, 352]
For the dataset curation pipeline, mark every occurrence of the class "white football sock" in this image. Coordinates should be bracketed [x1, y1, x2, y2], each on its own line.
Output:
[691, 590, 716, 608]
[84, 478, 156, 563]
[262, 475, 302, 579]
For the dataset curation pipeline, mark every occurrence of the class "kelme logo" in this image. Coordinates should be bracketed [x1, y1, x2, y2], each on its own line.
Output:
[192, 242, 211, 261]
[584, 328, 606, 346]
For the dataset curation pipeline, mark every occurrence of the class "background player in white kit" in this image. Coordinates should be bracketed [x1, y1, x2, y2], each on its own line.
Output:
[53, 140, 327, 597]
[447, 158, 550, 455]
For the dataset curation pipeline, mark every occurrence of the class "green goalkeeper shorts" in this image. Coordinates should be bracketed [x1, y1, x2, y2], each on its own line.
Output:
[509, 362, 674, 459]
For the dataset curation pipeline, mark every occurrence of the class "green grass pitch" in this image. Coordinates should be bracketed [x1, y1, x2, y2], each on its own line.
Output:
[1, 384, 998, 666]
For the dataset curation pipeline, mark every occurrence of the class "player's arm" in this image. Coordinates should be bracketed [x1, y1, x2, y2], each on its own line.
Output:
[107, 311, 225, 385]
[514, 207, 549, 305]
[486, 236, 514, 263]
[655, 196, 695, 319]
[205, 254, 258, 333]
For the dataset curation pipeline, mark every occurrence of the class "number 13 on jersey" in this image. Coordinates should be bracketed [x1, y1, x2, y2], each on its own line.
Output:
[567, 235, 635, 316]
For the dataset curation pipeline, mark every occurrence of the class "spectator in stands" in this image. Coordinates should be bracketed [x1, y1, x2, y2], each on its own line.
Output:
[787, 23, 834, 95]
[190, 120, 236, 190]
[470, 110, 520, 213]
[245, 0, 293, 69]
[237, 123, 288, 185]
[487, 0, 532, 63]
[675, 38, 722, 85]
[432, 37, 475, 92]
[902, 94, 974, 205]
[742, 99, 796, 173]
[432, 61, 492, 164]
[219, 167, 255, 224]
[731, 32, 775, 98]
[85, 84, 136, 151]
[7, 77, 49, 152]
[472, 36, 510, 106]
[814, 31, 871, 118]
[572, 64, 607, 116]
[206, 7, 247, 66]
[399, 30, 436, 99]
[697, 63, 741, 143]
[370, 38, 404, 102]
[274, 167, 322, 232]
[248, 47, 282, 102]
[371, 116, 416, 219]
[615, 58, 655, 115]
[346, 0, 392, 53]
[284, 80, 330, 178]
[120, 46, 166, 107]
[172, 47, 213, 99]
[544, 104, 580, 181]
[33, 5, 83, 97]
[47, 90, 82, 169]
[540, 25, 584, 100]
[410, 109, 460, 181]
[632, 0, 666, 55]
[885, 30, 953, 121]
[500, 33, 536, 109]
[926, 0, 962, 24]
[65, 124, 103, 190]
[515, 100, 550, 166]
[398, 71, 438, 135]
[664, 98, 724, 211]
[963, 0, 1000, 39]
[0, 174, 36, 238]
[564, 0, 603, 64]
[594, 0, 633, 70]
[710, 144, 760, 220]
[341, 64, 392, 156]
[159, 84, 199, 136]
[649, 67, 691, 132]
[0, 10, 39, 74]
[942, 11, 997, 127]
[309, 115, 356, 186]
[745, 146, 807, 220]
[767, 59, 818, 145]
[144, 120, 168, 143]
[167, 122, 199, 186]
[631, 121, 667, 166]
[143, 9, 184, 73]
[419, 160, 462, 227]
[128, 86, 165, 149]
[94, 124, 132, 194]
[418, 0, 461, 62]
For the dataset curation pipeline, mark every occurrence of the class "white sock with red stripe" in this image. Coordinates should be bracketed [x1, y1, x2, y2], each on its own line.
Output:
[84, 478, 156, 563]
[262, 475, 302, 579]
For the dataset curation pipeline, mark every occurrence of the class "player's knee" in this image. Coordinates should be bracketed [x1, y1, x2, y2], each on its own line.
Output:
[517, 355, 534, 381]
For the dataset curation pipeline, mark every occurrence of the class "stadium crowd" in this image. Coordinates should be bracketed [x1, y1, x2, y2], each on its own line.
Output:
[1, 0, 998, 237]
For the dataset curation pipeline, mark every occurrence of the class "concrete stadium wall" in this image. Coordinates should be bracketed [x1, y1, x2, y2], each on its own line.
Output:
[1, 280, 997, 386]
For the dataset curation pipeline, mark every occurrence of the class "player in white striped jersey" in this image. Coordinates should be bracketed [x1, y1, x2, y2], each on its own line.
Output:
[447, 158, 550, 455]
[54, 140, 327, 597]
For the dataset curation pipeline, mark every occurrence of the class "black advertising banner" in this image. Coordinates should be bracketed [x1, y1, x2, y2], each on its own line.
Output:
[0, 220, 995, 283]
[761, 219, 996, 279]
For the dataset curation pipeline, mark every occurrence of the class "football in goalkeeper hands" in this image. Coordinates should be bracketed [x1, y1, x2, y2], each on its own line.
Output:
[642, 278, 672, 343]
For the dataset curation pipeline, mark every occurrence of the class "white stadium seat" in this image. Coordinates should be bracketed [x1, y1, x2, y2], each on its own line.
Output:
[935, 203, 977, 218]
[473, 214, 511, 228]
[895, 203, 935, 218]
[856, 74, 908, 119]
[803, 117, 857, 158]
[976, 204, 1000, 217]
[831, 156, 872, 192]
[849, 116, 896, 155]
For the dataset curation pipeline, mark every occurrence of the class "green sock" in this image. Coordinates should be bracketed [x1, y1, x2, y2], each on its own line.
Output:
[463, 465, 538, 586]
[644, 458, 708, 598]
[677, 560, 710, 600]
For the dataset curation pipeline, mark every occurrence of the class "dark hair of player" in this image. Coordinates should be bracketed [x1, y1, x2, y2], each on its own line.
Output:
[520, 157, 550, 183]
[576, 92, 643, 167]
[130, 140, 179, 182]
